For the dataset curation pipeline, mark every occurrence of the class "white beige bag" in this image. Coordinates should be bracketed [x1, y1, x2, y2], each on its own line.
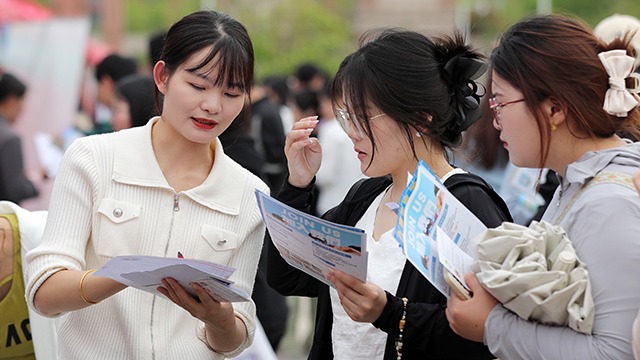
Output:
[474, 221, 594, 334]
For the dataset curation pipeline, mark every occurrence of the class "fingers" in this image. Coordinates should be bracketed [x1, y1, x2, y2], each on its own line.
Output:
[285, 116, 319, 149]
[463, 272, 481, 292]
[328, 270, 387, 323]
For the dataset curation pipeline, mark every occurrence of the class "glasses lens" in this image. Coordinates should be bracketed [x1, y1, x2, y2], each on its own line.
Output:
[488, 97, 499, 109]
[336, 109, 350, 133]
[488, 97, 500, 119]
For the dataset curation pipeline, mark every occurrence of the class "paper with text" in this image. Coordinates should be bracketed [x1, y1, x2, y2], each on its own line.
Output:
[94, 255, 249, 302]
[256, 190, 367, 287]
[395, 161, 487, 298]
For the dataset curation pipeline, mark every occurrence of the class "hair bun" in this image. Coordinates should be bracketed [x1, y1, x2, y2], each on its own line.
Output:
[443, 54, 487, 131]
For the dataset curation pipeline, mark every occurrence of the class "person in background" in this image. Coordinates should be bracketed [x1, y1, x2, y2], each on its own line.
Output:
[268, 28, 512, 359]
[92, 54, 138, 134]
[446, 15, 640, 360]
[250, 82, 287, 192]
[111, 74, 157, 131]
[0, 211, 36, 359]
[263, 75, 295, 136]
[25, 10, 268, 359]
[0, 72, 39, 204]
[292, 62, 328, 93]
[219, 106, 290, 353]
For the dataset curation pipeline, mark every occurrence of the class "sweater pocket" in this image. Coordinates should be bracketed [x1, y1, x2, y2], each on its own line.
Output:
[199, 225, 238, 264]
[95, 198, 142, 257]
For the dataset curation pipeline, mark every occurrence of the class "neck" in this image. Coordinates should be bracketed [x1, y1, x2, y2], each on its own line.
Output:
[152, 119, 215, 167]
[550, 134, 626, 176]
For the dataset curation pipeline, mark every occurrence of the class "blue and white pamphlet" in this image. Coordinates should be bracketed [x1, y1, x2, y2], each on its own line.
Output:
[394, 161, 487, 298]
[255, 190, 368, 287]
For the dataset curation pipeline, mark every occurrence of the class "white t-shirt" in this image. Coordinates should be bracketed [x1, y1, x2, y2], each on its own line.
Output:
[330, 188, 405, 359]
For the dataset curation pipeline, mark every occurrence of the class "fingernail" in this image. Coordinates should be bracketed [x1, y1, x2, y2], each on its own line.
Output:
[305, 128, 313, 133]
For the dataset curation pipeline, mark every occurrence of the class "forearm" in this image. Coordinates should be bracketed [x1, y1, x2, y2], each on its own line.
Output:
[486, 305, 630, 360]
[33, 269, 126, 315]
[205, 315, 247, 353]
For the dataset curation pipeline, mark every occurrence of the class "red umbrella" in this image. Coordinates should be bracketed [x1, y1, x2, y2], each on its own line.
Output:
[0, 0, 52, 23]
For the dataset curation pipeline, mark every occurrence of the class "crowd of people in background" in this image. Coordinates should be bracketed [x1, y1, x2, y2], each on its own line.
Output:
[0, 7, 640, 360]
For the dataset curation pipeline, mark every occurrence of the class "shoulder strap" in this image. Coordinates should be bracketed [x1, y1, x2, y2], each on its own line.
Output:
[554, 171, 636, 224]
[334, 178, 368, 223]
[446, 173, 513, 222]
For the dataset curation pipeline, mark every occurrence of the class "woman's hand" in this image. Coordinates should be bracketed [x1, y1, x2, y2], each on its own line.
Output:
[445, 272, 498, 342]
[158, 278, 245, 352]
[284, 116, 322, 188]
[327, 270, 387, 323]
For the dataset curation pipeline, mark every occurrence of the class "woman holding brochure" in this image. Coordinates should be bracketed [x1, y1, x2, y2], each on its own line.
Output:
[445, 15, 640, 360]
[267, 29, 512, 359]
[25, 10, 268, 359]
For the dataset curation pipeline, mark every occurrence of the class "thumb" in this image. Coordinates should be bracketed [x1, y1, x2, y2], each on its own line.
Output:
[463, 272, 482, 291]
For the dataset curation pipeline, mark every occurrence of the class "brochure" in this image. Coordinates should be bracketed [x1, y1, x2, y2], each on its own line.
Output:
[394, 161, 486, 298]
[255, 190, 367, 287]
[94, 255, 250, 302]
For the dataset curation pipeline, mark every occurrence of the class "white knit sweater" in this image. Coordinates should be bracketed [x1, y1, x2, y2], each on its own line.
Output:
[25, 118, 268, 359]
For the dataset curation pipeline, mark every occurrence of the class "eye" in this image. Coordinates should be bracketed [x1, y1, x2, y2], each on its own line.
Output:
[190, 83, 205, 91]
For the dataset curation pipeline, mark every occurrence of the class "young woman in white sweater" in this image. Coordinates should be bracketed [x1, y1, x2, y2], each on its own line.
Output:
[25, 10, 268, 359]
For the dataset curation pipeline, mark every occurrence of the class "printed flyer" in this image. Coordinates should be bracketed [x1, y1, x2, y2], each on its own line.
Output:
[256, 190, 367, 287]
[95, 255, 250, 302]
[395, 161, 486, 298]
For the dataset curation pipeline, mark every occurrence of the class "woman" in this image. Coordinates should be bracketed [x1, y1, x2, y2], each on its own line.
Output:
[0, 72, 39, 204]
[267, 29, 512, 359]
[446, 15, 640, 360]
[111, 74, 157, 131]
[25, 10, 268, 359]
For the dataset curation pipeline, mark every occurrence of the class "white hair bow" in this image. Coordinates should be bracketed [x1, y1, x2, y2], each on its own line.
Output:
[598, 49, 640, 117]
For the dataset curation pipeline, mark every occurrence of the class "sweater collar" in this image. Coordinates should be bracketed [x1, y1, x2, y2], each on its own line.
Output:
[112, 117, 245, 215]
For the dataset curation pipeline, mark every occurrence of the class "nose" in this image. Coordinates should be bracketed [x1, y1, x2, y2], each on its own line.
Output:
[201, 92, 222, 114]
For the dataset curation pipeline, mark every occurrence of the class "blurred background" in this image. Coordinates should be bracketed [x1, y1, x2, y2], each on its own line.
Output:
[1, 0, 638, 358]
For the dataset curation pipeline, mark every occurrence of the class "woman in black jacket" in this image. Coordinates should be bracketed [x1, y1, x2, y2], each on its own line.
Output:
[267, 28, 512, 360]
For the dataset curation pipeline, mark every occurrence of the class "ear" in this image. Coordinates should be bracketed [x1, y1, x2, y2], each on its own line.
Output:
[414, 113, 432, 136]
[153, 61, 169, 95]
[543, 96, 567, 129]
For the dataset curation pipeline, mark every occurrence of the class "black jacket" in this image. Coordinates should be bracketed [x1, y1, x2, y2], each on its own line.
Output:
[267, 174, 512, 360]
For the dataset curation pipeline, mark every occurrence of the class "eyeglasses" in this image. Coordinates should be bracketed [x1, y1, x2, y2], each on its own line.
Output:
[489, 97, 525, 120]
[335, 109, 386, 138]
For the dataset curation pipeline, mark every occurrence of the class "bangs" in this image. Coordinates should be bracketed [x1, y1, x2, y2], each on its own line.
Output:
[187, 38, 253, 92]
[339, 54, 374, 122]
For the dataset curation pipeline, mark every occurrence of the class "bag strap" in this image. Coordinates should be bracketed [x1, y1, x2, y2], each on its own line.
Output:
[553, 171, 636, 225]
[446, 173, 513, 222]
[335, 177, 368, 224]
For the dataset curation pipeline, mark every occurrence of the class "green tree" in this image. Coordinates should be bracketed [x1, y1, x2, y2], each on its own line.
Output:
[228, 0, 356, 80]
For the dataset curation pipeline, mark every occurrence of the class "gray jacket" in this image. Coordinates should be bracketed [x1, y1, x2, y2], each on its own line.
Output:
[486, 141, 640, 360]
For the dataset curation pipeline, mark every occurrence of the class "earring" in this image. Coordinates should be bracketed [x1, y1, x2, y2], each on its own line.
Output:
[416, 131, 422, 138]
[551, 124, 557, 131]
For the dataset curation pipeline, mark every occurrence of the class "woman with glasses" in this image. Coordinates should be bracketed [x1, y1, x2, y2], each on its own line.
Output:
[446, 15, 640, 360]
[267, 28, 512, 359]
